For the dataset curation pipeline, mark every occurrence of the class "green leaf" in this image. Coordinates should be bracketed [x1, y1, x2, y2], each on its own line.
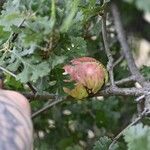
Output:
[69, 36, 87, 57]
[93, 136, 119, 150]
[123, 123, 150, 150]
[17, 61, 50, 83]
[60, 0, 80, 32]
[0, 9, 26, 31]
[123, 0, 134, 3]
[89, 17, 102, 37]
[65, 145, 83, 150]
[0, 33, 9, 46]
[0, 0, 37, 39]
[50, 55, 67, 69]
[5, 75, 23, 90]
[6, 59, 21, 72]
[123, 0, 150, 12]
[141, 65, 150, 80]
[136, 0, 150, 12]
[81, 2, 106, 23]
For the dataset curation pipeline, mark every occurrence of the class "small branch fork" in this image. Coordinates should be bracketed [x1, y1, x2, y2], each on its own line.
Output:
[106, 1, 150, 148]
[110, 1, 150, 110]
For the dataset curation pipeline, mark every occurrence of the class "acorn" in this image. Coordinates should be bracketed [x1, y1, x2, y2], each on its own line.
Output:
[63, 57, 108, 99]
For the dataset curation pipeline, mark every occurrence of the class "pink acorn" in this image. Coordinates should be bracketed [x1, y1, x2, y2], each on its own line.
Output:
[63, 57, 108, 99]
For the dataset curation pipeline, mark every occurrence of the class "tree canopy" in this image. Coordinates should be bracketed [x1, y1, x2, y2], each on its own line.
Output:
[0, 0, 150, 149]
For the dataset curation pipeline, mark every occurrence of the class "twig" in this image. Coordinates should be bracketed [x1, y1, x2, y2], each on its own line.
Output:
[11, 15, 38, 94]
[136, 95, 147, 102]
[108, 108, 150, 150]
[98, 86, 150, 97]
[21, 86, 150, 101]
[1, 13, 37, 94]
[10, 18, 26, 42]
[32, 97, 64, 119]
[0, 66, 17, 78]
[113, 55, 124, 67]
[114, 76, 136, 86]
[102, 12, 115, 86]
[106, 75, 136, 86]
[137, 102, 143, 115]
[22, 92, 57, 101]
[110, 2, 145, 85]
[110, 2, 149, 113]
[0, 65, 37, 94]
[26, 82, 37, 94]
[136, 92, 150, 114]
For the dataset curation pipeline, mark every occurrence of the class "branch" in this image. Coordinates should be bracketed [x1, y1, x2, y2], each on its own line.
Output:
[106, 75, 136, 86]
[10, 18, 26, 42]
[23, 92, 57, 101]
[26, 82, 37, 94]
[113, 54, 124, 67]
[98, 86, 150, 97]
[108, 108, 150, 150]
[110, 2, 145, 85]
[102, 12, 115, 86]
[110, 2, 150, 112]
[0, 65, 37, 94]
[32, 97, 64, 119]
[0, 66, 16, 78]
[21, 85, 150, 102]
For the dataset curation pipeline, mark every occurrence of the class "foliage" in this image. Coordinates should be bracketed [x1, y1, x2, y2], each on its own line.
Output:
[93, 136, 119, 150]
[141, 65, 150, 80]
[123, 123, 150, 150]
[0, 0, 150, 150]
[123, 0, 150, 12]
